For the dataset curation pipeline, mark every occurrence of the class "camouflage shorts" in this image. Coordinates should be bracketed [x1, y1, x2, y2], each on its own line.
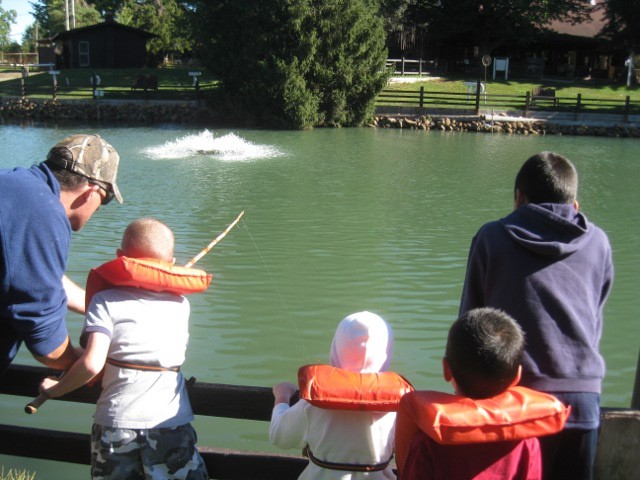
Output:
[91, 423, 209, 480]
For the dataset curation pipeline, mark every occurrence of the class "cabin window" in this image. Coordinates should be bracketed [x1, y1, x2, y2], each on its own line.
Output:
[79, 41, 90, 67]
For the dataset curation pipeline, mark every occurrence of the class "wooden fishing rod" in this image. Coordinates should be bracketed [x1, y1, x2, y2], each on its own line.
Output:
[185, 210, 245, 268]
[26, 211, 245, 414]
[25, 392, 50, 414]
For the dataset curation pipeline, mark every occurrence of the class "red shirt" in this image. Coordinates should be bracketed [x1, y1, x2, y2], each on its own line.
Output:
[401, 431, 542, 480]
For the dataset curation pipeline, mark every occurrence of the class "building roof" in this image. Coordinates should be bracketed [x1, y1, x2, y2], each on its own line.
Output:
[52, 20, 156, 41]
[546, 1, 606, 39]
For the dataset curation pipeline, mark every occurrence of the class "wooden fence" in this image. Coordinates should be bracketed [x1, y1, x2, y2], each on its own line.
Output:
[2, 363, 640, 479]
[386, 58, 439, 76]
[0, 365, 306, 480]
[376, 81, 640, 121]
[0, 73, 214, 102]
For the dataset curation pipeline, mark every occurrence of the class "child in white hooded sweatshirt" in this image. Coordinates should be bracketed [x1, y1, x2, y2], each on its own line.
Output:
[269, 311, 397, 479]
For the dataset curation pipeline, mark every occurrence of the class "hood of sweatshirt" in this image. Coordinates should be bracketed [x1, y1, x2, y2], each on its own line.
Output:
[500, 203, 592, 258]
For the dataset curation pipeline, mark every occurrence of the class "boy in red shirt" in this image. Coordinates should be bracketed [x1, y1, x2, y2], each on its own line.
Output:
[397, 308, 568, 479]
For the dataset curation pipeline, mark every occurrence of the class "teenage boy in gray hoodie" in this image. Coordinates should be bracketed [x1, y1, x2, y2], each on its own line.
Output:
[459, 151, 613, 480]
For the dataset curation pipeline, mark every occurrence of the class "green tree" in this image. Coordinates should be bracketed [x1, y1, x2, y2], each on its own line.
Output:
[31, 0, 101, 38]
[116, 0, 193, 65]
[193, 0, 389, 129]
[21, 24, 37, 52]
[405, 0, 594, 57]
[0, 0, 17, 54]
[600, 0, 640, 53]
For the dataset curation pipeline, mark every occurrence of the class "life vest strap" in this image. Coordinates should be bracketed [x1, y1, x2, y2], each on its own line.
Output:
[303, 446, 392, 472]
[106, 357, 180, 372]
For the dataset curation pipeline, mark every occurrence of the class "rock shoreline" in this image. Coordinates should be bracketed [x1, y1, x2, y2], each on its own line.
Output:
[1, 99, 639, 137]
[372, 114, 640, 137]
[0, 99, 219, 125]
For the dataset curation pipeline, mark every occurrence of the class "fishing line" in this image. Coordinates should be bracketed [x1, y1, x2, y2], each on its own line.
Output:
[242, 218, 310, 360]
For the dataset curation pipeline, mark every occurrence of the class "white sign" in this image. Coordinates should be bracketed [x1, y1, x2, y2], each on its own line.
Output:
[492, 58, 509, 80]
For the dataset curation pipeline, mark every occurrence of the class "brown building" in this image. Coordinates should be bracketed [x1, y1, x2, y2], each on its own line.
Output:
[50, 19, 156, 69]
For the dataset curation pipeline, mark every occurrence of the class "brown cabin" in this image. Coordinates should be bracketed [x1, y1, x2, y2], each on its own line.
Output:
[51, 19, 156, 69]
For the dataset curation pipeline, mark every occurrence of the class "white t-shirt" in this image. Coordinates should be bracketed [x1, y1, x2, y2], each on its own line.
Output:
[84, 287, 194, 429]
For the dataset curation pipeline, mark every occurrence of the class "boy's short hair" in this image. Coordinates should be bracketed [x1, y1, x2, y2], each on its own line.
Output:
[445, 308, 524, 399]
[121, 218, 174, 262]
[514, 151, 578, 204]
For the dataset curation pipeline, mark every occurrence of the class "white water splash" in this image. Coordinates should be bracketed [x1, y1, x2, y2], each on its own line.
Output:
[143, 130, 283, 161]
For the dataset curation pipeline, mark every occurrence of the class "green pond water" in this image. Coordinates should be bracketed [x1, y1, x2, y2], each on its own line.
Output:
[0, 125, 638, 478]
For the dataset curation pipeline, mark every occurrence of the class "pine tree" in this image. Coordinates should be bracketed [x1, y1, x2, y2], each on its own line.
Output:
[193, 0, 389, 129]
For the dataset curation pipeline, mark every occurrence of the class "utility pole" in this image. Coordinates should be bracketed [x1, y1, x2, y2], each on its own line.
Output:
[64, 0, 69, 31]
[71, 0, 76, 29]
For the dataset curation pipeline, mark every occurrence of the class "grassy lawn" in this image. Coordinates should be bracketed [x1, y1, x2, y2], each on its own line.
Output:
[0, 65, 218, 101]
[1, 66, 638, 111]
[386, 73, 640, 101]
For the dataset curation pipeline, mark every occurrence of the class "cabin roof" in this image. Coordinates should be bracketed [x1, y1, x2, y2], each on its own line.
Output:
[546, 1, 606, 39]
[52, 20, 156, 41]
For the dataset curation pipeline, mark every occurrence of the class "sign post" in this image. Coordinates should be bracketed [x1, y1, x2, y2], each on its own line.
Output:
[49, 70, 60, 101]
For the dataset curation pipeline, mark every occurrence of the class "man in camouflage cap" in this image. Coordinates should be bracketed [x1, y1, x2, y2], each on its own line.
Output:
[0, 134, 122, 374]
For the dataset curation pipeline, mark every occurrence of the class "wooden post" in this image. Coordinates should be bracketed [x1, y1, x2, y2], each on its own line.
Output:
[20, 65, 27, 99]
[575, 93, 582, 121]
[524, 91, 530, 116]
[419, 58, 423, 76]
[401, 57, 406, 76]
[631, 348, 640, 409]
[419, 86, 424, 108]
[623, 95, 630, 124]
[593, 409, 640, 480]
[474, 79, 481, 115]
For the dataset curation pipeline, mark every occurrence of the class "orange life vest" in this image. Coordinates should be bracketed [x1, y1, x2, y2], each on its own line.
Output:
[394, 387, 571, 475]
[297, 364, 414, 412]
[85, 256, 212, 310]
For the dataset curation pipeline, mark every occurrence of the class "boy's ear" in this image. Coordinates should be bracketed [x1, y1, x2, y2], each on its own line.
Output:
[509, 365, 523, 387]
[442, 357, 453, 382]
[514, 189, 527, 208]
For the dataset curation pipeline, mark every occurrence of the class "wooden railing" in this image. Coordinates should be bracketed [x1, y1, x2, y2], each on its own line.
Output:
[376, 83, 640, 121]
[2, 363, 640, 479]
[0, 365, 306, 480]
[386, 58, 439, 76]
[0, 76, 214, 102]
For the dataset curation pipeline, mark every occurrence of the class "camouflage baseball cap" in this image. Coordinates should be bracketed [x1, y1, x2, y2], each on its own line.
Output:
[46, 134, 123, 204]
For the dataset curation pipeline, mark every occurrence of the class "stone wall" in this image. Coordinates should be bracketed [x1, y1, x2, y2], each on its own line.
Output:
[2, 99, 640, 137]
[0, 99, 220, 124]
[372, 114, 640, 138]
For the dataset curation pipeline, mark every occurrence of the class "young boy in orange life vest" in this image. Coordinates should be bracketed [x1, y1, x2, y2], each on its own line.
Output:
[39, 218, 211, 480]
[395, 308, 570, 480]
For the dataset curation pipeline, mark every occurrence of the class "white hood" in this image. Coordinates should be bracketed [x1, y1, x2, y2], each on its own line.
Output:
[329, 311, 394, 373]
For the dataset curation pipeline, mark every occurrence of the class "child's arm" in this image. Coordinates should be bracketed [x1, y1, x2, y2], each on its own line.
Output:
[39, 332, 110, 398]
[270, 382, 308, 448]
